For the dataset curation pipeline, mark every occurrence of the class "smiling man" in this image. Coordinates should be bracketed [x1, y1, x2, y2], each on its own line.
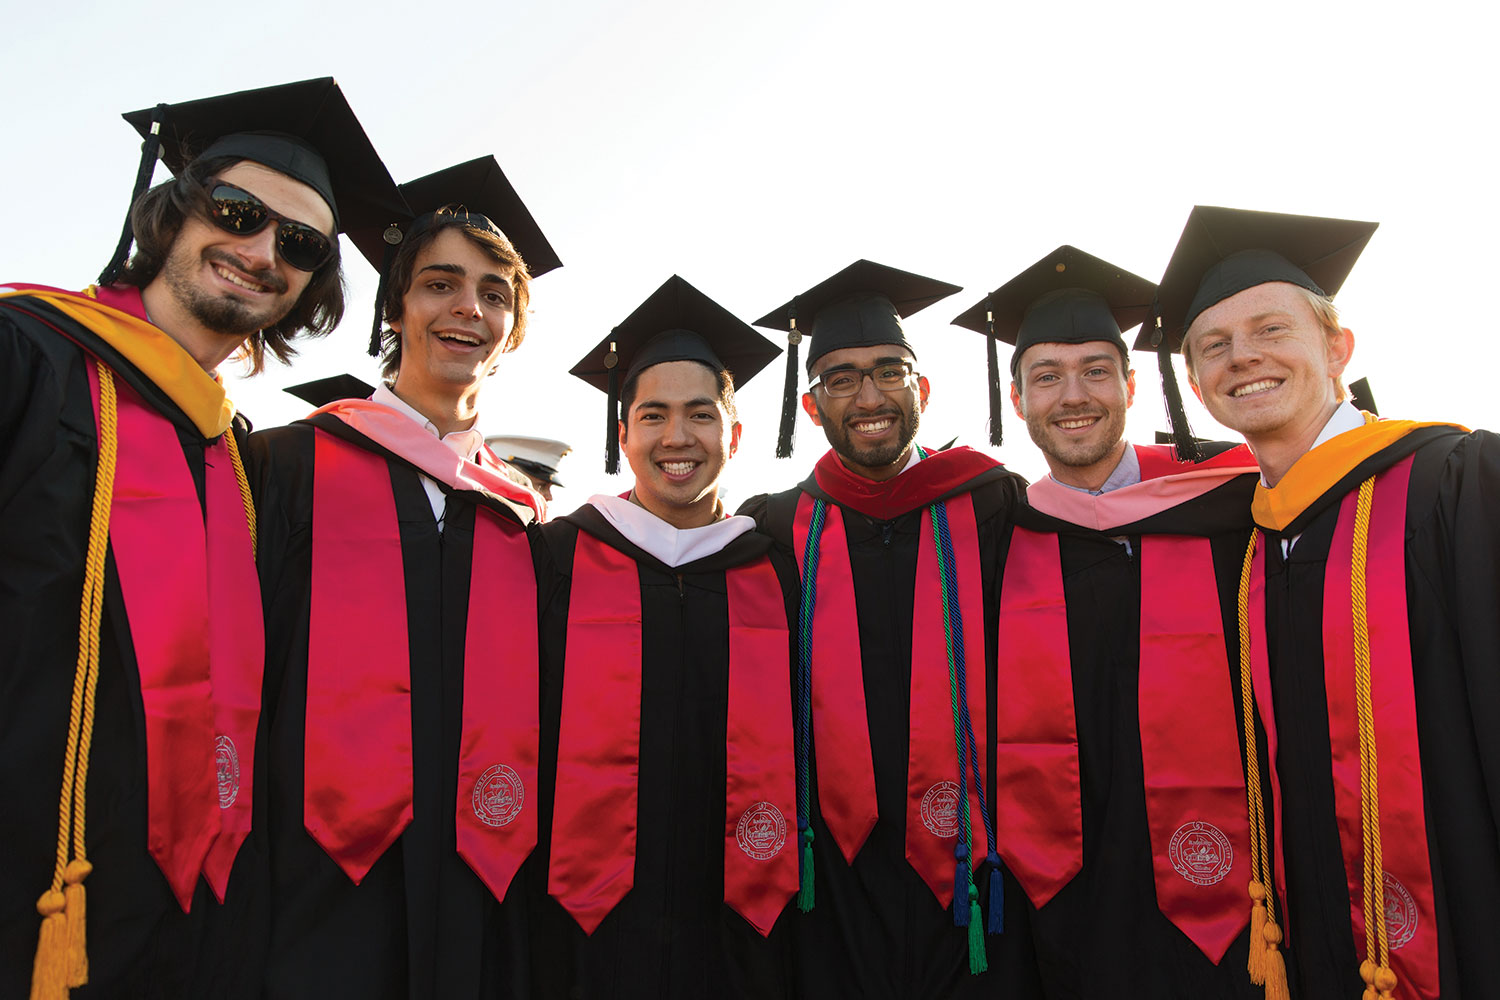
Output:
[533, 275, 796, 998]
[952, 246, 1264, 999]
[248, 156, 560, 998]
[741, 260, 1040, 998]
[0, 79, 401, 998]
[1162, 205, 1500, 1000]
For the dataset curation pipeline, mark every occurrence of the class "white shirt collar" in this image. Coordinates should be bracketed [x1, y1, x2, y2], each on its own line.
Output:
[893, 444, 923, 476]
[372, 383, 484, 462]
[1259, 401, 1364, 487]
[1049, 443, 1141, 496]
[587, 494, 755, 568]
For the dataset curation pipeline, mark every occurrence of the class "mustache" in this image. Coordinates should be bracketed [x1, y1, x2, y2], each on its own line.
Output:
[204, 250, 288, 294]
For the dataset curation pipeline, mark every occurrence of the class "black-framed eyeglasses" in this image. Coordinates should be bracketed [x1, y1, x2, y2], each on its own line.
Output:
[198, 181, 336, 272]
[810, 361, 918, 398]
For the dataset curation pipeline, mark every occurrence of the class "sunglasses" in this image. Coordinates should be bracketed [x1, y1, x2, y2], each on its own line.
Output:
[199, 181, 336, 272]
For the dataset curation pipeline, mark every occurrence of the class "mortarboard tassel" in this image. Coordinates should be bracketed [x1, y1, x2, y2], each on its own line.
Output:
[98, 103, 167, 287]
[1150, 312, 1202, 463]
[985, 851, 1004, 934]
[604, 339, 621, 475]
[367, 230, 402, 358]
[985, 304, 1003, 447]
[775, 313, 800, 459]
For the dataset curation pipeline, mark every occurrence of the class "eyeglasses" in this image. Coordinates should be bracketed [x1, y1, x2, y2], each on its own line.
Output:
[198, 181, 336, 272]
[811, 361, 918, 398]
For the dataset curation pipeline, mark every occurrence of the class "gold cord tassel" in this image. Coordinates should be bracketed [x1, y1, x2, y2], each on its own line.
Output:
[1246, 880, 1268, 984]
[30, 362, 117, 999]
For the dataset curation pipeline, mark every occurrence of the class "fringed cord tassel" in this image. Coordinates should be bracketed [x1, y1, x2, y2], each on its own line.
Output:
[99, 104, 166, 287]
[776, 319, 801, 459]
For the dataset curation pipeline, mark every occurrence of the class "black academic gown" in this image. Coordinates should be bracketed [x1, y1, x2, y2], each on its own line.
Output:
[530, 504, 798, 1000]
[1011, 453, 1272, 999]
[249, 413, 536, 1000]
[0, 294, 264, 999]
[1259, 425, 1500, 1000]
[739, 462, 1045, 1000]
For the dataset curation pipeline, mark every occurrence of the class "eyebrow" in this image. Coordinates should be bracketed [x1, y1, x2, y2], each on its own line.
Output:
[417, 262, 513, 289]
[634, 396, 720, 411]
[818, 356, 908, 375]
[1026, 352, 1117, 373]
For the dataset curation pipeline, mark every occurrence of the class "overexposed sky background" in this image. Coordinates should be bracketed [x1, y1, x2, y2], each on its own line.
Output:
[3, 0, 1496, 511]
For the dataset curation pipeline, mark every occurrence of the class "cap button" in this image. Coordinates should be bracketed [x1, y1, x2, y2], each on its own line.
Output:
[383, 225, 404, 246]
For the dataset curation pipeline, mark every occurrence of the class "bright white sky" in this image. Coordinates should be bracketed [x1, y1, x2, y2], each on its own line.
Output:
[4, 0, 1496, 511]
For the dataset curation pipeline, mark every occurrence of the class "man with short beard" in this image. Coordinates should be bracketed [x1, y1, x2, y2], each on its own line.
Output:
[0, 79, 400, 998]
[739, 260, 1040, 998]
[1165, 205, 1500, 1000]
[952, 246, 1263, 999]
[248, 156, 559, 999]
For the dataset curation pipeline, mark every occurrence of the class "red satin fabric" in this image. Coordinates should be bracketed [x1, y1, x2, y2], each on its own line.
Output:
[905, 495, 988, 906]
[1246, 536, 1289, 913]
[993, 526, 1082, 908]
[548, 533, 643, 935]
[199, 433, 265, 901]
[1322, 457, 1438, 999]
[792, 495, 878, 865]
[455, 508, 540, 902]
[1138, 536, 1251, 961]
[306, 430, 413, 883]
[722, 556, 798, 935]
[101, 376, 218, 911]
[1134, 442, 1257, 482]
[810, 446, 998, 522]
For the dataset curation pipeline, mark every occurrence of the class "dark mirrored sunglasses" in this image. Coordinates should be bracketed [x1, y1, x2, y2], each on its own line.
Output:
[200, 182, 336, 272]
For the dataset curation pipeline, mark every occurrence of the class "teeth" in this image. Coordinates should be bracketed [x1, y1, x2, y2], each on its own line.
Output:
[1057, 417, 1098, 429]
[660, 461, 696, 475]
[853, 419, 893, 433]
[438, 332, 481, 345]
[214, 265, 267, 292]
[1232, 379, 1281, 397]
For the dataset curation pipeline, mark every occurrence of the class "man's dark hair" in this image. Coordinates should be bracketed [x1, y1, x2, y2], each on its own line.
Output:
[374, 212, 532, 381]
[115, 154, 345, 375]
[619, 360, 738, 431]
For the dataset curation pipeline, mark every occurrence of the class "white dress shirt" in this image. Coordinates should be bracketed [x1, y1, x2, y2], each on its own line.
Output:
[371, 384, 485, 530]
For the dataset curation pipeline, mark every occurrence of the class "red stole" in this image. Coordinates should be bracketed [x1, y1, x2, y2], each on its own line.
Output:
[304, 426, 539, 894]
[1321, 457, 1438, 999]
[993, 527, 1082, 907]
[89, 369, 262, 910]
[1138, 536, 1251, 961]
[548, 531, 796, 935]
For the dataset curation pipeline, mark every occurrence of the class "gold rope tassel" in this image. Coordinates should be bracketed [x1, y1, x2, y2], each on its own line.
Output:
[223, 428, 257, 558]
[30, 362, 117, 1000]
[1236, 530, 1290, 1000]
[1350, 478, 1398, 1000]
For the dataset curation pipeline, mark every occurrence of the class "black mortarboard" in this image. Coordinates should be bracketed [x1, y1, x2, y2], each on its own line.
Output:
[1347, 376, 1378, 416]
[754, 260, 961, 457]
[951, 246, 1155, 445]
[284, 373, 377, 408]
[570, 275, 781, 473]
[103, 78, 405, 285]
[1140, 206, 1378, 462]
[355, 155, 562, 357]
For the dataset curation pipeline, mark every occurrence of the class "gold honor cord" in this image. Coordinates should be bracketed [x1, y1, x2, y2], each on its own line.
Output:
[1351, 478, 1397, 1000]
[1236, 530, 1290, 1000]
[31, 362, 117, 999]
[223, 429, 257, 558]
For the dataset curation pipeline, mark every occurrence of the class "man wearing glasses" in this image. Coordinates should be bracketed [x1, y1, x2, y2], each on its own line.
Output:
[0, 79, 400, 998]
[740, 261, 1039, 998]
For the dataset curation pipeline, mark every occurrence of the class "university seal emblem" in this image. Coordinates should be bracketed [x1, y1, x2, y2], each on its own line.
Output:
[215, 735, 240, 809]
[735, 802, 787, 861]
[1383, 871, 1418, 950]
[471, 763, 525, 828]
[920, 781, 961, 838]
[1168, 821, 1233, 886]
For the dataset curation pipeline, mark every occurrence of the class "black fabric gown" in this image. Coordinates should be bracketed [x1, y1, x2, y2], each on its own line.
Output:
[529, 504, 798, 1000]
[1258, 426, 1500, 1000]
[739, 460, 1045, 1000]
[249, 413, 537, 1000]
[1010, 456, 1273, 999]
[0, 293, 264, 999]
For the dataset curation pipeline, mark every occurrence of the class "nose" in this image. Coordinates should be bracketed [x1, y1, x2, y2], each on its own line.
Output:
[451, 284, 482, 319]
[231, 224, 278, 272]
[1225, 332, 1262, 368]
[661, 413, 694, 447]
[851, 372, 886, 408]
[1059, 372, 1091, 405]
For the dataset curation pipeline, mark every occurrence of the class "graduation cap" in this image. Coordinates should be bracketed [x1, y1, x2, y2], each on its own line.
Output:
[1141, 206, 1379, 461]
[1347, 376, 1378, 416]
[102, 77, 405, 285]
[354, 155, 562, 357]
[571, 275, 781, 473]
[284, 373, 377, 408]
[952, 246, 1155, 446]
[754, 260, 961, 458]
[483, 435, 572, 489]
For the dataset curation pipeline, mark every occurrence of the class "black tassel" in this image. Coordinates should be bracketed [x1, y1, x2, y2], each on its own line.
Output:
[775, 317, 801, 459]
[1153, 314, 1202, 463]
[604, 339, 621, 475]
[367, 236, 400, 357]
[98, 103, 167, 287]
[985, 304, 1003, 447]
